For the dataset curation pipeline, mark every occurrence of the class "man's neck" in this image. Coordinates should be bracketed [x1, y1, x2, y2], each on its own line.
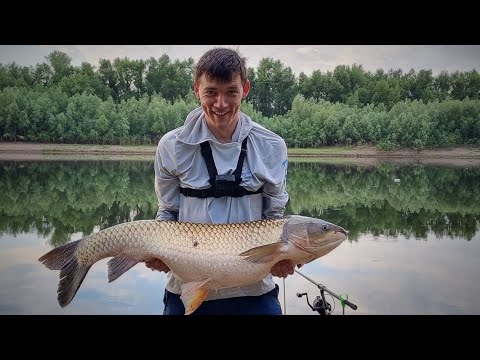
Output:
[206, 119, 240, 144]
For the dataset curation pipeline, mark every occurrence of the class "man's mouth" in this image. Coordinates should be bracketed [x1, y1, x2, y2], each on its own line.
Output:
[213, 111, 229, 116]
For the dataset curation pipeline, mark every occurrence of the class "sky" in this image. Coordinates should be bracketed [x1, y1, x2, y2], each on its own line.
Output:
[0, 45, 479, 77]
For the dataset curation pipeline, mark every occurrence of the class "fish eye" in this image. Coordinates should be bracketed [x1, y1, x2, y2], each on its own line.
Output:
[322, 225, 328, 230]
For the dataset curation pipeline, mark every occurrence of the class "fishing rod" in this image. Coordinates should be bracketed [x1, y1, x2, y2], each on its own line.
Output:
[294, 269, 358, 315]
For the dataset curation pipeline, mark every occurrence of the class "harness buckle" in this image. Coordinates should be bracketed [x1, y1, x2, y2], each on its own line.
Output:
[214, 174, 237, 191]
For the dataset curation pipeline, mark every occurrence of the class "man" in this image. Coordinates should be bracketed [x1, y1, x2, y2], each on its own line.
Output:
[146, 47, 295, 315]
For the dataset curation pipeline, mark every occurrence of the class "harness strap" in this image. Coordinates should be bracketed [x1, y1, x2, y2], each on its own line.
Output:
[180, 137, 263, 198]
[200, 141, 218, 186]
[232, 137, 248, 182]
[179, 185, 262, 198]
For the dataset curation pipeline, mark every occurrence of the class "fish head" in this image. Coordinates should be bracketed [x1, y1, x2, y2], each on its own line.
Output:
[283, 215, 348, 259]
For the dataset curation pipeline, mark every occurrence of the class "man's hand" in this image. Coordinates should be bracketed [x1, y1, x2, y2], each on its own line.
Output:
[145, 258, 170, 273]
[271, 259, 303, 278]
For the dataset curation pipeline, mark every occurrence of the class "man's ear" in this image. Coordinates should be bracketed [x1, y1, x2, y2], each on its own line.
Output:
[242, 80, 251, 99]
[194, 81, 200, 99]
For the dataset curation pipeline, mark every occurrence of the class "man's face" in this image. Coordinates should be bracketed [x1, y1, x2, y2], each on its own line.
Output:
[194, 74, 250, 135]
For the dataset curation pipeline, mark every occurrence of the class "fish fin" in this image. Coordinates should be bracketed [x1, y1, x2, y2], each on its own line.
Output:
[180, 279, 211, 315]
[238, 242, 284, 263]
[38, 240, 81, 270]
[57, 258, 92, 307]
[39, 239, 91, 307]
[107, 256, 139, 283]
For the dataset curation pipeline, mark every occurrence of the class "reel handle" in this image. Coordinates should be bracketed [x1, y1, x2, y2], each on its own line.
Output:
[343, 298, 358, 310]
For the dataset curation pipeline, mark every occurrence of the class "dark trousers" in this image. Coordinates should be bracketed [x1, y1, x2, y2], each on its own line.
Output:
[163, 284, 283, 315]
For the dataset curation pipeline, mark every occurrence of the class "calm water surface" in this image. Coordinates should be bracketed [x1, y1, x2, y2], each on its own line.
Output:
[1, 159, 479, 315]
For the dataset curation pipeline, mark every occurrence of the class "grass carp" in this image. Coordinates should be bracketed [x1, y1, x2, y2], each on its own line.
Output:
[38, 215, 347, 315]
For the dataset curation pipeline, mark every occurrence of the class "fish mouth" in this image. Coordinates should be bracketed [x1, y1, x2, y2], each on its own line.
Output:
[335, 227, 348, 236]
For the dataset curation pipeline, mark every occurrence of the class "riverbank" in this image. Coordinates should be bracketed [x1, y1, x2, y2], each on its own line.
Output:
[0, 142, 479, 165]
[0, 142, 156, 161]
[287, 145, 480, 166]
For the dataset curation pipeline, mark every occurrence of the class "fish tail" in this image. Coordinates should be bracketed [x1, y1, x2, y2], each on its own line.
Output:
[57, 256, 92, 307]
[38, 240, 81, 270]
[38, 239, 91, 307]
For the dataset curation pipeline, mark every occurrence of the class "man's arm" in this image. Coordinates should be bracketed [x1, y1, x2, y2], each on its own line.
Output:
[147, 137, 179, 272]
[266, 164, 298, 278]
[259, 139, 297, 277]
[262, 140, 289, 219]
[154, 135, 180, 221]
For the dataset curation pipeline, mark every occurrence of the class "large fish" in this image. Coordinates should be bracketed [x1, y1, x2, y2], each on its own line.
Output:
[38, 215, 347, 315]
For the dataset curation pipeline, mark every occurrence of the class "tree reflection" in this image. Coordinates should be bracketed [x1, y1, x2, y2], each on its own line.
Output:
[285, 162, 480, 241]
[0, 160, 479, 245]
[0, 161, 158, 245]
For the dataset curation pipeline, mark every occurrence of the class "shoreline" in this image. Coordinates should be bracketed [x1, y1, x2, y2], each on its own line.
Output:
[1, 142, 480, 166]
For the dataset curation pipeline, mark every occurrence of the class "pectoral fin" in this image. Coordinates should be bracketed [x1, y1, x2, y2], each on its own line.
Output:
[180, 279, 211, 315]
[238, 242, 284, 263]
[107, 256, 139, 283]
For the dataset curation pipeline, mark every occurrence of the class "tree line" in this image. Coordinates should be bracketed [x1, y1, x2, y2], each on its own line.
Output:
[1, 50, 479, 149]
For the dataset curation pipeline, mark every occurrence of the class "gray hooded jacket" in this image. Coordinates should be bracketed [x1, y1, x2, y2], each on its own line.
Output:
[154, 107, 289, 300]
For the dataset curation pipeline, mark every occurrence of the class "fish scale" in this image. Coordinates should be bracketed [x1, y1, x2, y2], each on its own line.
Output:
[38, 215, 347, 314]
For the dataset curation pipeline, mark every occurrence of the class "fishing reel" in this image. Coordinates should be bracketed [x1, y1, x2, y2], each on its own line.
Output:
[294, 269, 358, 315]
[297, 292, 332, 315]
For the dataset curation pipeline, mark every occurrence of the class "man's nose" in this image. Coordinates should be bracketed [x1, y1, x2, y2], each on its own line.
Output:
[214, 94, 228, 108]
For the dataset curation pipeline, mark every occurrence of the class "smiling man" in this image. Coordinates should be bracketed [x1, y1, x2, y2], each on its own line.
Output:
[146, 47, 293, 315]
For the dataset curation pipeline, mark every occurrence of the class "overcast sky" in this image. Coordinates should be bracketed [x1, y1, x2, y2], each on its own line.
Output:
[0, 45, 479, 77]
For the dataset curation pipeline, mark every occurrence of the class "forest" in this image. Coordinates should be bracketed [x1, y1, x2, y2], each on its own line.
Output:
[1, 50, 479, 149]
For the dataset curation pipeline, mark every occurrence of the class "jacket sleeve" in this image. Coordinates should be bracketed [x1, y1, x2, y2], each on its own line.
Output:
[261, 138, 289, 219]
[154, 135, 179, 221]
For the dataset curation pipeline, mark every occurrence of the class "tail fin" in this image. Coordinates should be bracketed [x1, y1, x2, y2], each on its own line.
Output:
[38, 240, 81, 270]
[38, 240, 91, 307]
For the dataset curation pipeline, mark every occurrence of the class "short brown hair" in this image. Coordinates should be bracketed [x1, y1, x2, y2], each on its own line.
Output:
[194, 47, 248, 85]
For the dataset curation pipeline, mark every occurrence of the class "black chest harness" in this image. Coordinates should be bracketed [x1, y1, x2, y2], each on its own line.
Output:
[179, 137, 263, 198]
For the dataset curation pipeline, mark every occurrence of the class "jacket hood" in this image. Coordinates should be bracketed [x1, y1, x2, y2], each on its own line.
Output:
[176, 107, 254, 145]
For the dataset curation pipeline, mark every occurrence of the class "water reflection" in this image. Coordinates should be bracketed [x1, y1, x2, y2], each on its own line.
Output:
[0, 161, 158, 246]
[1, 159, 479, 314]
[286, 162, 480, 241]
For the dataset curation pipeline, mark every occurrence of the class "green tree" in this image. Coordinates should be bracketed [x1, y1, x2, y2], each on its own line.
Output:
[250, 57, 297, 117]
[59, 62, 110, 99]
[45, 50, 74, 84]
[145, 55, 194, 102]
